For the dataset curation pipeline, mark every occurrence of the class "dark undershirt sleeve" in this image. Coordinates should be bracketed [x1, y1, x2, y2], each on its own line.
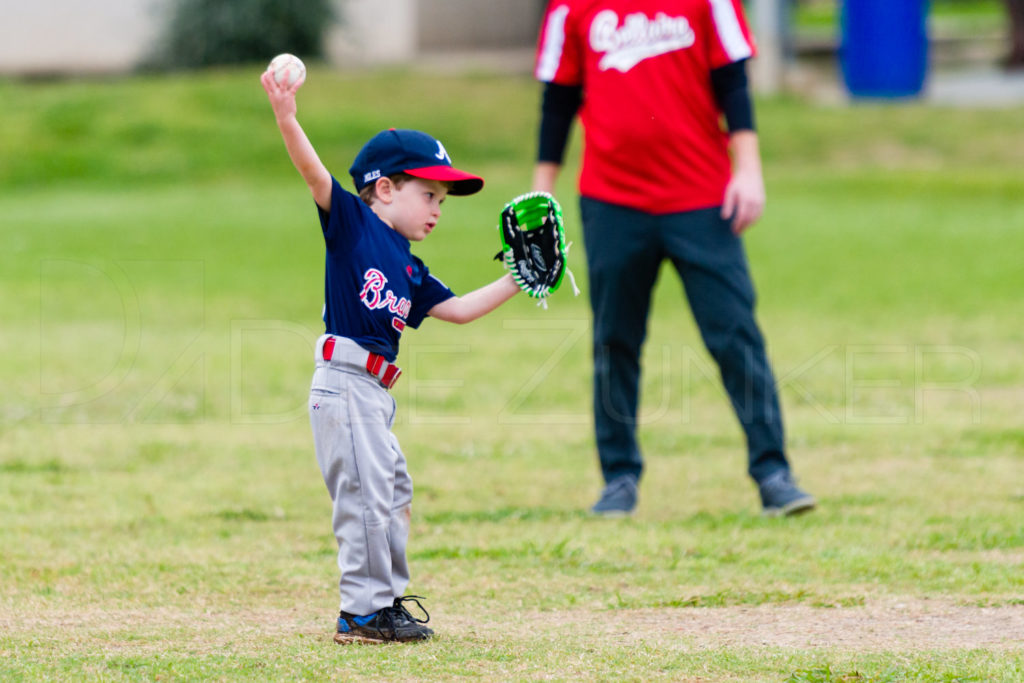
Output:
[710, 59, 756, 133]
[537, 82, 583, 163]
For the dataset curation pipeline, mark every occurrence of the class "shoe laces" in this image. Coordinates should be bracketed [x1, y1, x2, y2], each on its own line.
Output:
[391, 594, 430, 625]
[369, 606, 401, 641]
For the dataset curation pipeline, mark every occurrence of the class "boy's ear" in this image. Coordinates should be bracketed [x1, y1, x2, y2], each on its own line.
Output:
[374, 177, 395, 204]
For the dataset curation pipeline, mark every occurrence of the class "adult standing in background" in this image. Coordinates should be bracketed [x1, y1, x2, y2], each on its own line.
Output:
[531, 0, 815, 517]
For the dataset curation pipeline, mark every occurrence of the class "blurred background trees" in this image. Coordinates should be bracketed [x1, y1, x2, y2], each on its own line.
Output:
[147, 0, 333, 69]
[1004, 0, 1024, 68]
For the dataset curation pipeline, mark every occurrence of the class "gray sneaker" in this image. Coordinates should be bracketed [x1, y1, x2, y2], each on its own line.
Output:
[758, 470, 816, 517]
[591, 475, 638, 516]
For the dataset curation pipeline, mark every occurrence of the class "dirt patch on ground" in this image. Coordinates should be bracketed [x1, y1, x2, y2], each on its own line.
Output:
[2, 599, 1022, 653]
[448, 599, 1024, 652]
[604, 602, 1023, 651]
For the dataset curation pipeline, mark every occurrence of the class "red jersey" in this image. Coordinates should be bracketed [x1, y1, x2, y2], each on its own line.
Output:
[535, 0, 757, 214]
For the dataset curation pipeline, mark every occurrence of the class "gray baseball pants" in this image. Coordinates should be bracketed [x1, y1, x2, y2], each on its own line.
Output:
[309, 335, 412, 616]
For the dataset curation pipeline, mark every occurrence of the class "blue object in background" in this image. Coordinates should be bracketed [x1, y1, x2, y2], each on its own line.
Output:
[840, 0, 930, 98]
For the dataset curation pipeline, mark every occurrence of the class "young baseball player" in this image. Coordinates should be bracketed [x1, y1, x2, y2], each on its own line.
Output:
[260, 70, 520, 644]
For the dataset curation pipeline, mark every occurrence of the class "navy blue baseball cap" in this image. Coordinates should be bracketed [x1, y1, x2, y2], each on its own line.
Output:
[349, 128, 484, 196]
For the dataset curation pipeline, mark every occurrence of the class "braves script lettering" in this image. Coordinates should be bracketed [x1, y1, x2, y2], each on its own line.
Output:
[360, 269, 412, 326]
[590, 10, 695, 72]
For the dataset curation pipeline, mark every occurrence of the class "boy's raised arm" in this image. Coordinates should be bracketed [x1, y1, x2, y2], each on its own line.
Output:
[260, 70, 332, 211]
[428, 274, 520, 325]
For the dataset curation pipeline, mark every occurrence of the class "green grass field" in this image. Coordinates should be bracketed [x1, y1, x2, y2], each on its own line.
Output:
[2, 67, 1023, 681]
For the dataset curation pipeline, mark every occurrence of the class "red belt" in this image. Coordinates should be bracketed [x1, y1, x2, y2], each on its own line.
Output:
[322, 337, 402, 389]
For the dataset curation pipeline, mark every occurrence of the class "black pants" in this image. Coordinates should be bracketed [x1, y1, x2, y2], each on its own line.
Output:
[580, 197, 789, 486]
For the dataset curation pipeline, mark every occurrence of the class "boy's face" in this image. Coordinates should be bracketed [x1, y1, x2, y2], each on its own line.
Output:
[378, 177, 450, 242]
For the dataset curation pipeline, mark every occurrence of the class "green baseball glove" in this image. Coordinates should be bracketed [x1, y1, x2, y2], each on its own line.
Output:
[497, 191, 578, 305]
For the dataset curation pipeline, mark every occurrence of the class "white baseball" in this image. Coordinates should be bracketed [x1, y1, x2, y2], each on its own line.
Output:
[268, 53, 306, 87]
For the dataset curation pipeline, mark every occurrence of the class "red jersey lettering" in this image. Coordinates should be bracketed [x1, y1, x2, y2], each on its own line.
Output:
[535, 0, 756, 214]
[359, 268, 411, 329]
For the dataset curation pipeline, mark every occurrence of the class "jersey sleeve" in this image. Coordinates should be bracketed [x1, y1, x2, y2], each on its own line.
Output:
[535, 1, 582, 85]
[705, 0, 757, 69]
[405, 257, 455, 329]
[316, 175, 369, 250]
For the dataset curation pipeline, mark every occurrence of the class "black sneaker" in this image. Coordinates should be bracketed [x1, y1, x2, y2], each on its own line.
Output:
[590, 474, 638, 516]
[758, 470, 816, 517]
[334, 596, 433, 644]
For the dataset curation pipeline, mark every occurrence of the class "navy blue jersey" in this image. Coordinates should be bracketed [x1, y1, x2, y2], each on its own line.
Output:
[317, 176, 455, 362]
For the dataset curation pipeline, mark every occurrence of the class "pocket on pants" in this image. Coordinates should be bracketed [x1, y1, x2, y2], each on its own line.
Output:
[310, 367, 347, 431]
[310, 366, 342, 395]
